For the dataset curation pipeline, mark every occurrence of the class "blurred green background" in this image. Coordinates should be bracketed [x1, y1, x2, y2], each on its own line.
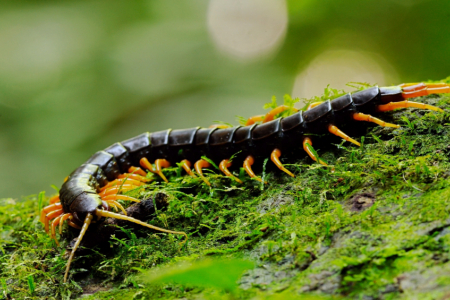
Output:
[1, 0, 449, 199]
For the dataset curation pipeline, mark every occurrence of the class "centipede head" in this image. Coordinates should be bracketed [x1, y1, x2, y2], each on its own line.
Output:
[63, 207, 188, 283]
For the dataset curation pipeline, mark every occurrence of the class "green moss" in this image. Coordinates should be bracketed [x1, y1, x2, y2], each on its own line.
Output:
[2, 82, 450, 299]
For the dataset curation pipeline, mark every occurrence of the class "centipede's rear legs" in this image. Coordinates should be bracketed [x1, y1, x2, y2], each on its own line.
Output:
[400, 82, 450, 98]
[302, 82, 447, 167]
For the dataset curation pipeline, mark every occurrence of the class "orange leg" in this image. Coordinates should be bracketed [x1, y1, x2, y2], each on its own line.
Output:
[99, 185, 137, 197]
[100, 178, 144, 192]
[128, 166, 148, 177]
[180, 159, 196, 177]
[118, 173, 149, 183]
[68, 219, 81, 230]
[400, 82, 450, 98]
[194, 159, 212, 186]
[209, 124, 231, 129]
[100, 179, 143, 191]
[243, 155, 264, 183]
[105, 200, 127, 215]
[101, 195, 140, 202]
[245, 115, 265, 126]
[49, 195, 60, 204]
[263, 105, 299, 123]
[40, 203, 62, 224]
[376, 100, 443, 113]
[59, 213, 73, 234]
[352, 112, 400, 128]
[245, 105, 299, 125]
[307, 101, 324, 110]
[43, 209, 64, 233]
[328, 124, 361, 146]
[140, 157, 171, 183]
[270, 149, 295, 177]
[51, 215, 64, 246]
[303, 137, 328, 166]
[219, 159, 243, 183]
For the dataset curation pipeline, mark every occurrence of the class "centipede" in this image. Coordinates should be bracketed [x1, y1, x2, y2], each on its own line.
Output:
[40, 82, 449, 283]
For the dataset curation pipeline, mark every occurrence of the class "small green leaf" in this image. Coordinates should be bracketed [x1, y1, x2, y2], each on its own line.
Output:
[201, 156, 219, 170]
[305, 142, 328, 165]
[27, 275, 35, 295]
[236, 115, 248, 126]
[212, 120, 234, 128]
[140, 259, 254, 291]
[38, 191, 45, 215]
[229, 150, 242, 163]
[261, 158, 269, 190]
[263, 96, 278, 110]
[50, 184, 60, 192]
[371, 134, 383, 144]
[408, 141, 414, 153]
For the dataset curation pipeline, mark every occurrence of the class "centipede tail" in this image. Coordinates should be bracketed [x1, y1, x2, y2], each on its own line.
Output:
[40, 82, 448, 283]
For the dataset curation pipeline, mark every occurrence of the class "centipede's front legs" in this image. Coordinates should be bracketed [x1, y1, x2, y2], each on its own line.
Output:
[41, 168, 147, 245]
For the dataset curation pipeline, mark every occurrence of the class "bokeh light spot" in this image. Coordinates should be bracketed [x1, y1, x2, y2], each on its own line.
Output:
[292, 49, 399, 101]
[207, 0, 288, 60]
[0, 6, 102, 107]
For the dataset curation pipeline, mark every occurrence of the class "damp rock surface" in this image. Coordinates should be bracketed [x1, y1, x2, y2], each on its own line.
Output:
[2, 91, 450, 299]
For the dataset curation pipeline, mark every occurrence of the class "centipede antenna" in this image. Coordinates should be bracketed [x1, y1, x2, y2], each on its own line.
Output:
[352, 112, 400, 128]
[194, 159, 212, 186]
[219, 159, 243, 183]
[270, 149, 295, 177]
[95, 209, 188, 245]
[64, 213, 93, 283]
[376, 100, 443, 113]
[303, 137, 328, 166]
[328, 124, 361, 147]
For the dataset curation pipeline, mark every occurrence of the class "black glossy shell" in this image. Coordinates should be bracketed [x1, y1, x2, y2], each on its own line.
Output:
[59, 86, 399, 212]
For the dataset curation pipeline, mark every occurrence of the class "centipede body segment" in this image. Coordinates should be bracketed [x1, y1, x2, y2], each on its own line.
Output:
[39, 82, 449, 282]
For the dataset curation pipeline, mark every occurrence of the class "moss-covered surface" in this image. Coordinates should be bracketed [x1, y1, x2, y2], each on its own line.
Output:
[2, 80, 450, 299]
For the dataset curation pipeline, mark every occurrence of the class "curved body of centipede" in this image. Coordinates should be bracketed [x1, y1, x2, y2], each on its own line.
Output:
[41, 82, 449, 282]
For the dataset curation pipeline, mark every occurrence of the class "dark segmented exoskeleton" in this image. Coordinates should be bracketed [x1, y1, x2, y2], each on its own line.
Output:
[40, 82, 449, 282]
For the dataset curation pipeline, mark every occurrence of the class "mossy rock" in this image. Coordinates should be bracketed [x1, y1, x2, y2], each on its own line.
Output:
[2, 82, 450, 299]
